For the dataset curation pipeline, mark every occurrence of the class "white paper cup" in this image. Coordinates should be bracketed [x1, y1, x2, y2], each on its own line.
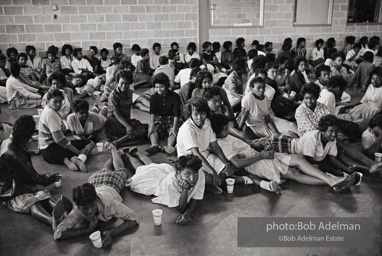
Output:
[96, 142, 104, 153]
[54, 179, 62, 188]
[89, 231, 102, 248]
[226, 178, 235, 193]
[375, 153, 382, 162]
[37, 109, 43, 116]
[152, 209, 163, 225]
[290, 91, 296, 97]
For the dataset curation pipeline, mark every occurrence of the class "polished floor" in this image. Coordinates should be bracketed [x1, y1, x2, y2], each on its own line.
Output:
[0, 88, 381, 256]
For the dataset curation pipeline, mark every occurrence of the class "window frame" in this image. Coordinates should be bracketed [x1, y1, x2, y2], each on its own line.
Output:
[346, 0, 382, 25]
[208, 0, 265, 29]
[293, 0, 334, 27]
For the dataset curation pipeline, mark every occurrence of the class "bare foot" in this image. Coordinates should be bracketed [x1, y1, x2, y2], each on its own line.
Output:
[370, 162, 382, 174]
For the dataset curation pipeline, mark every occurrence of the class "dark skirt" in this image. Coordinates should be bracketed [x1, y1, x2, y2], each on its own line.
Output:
[105, 115, 148, 141]
[41, 139, 91, 164]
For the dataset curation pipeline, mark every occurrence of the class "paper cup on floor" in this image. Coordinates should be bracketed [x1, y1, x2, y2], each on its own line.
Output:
[226, 178, 235, 193]
[54, 179, 62, 188]
[375, 153, 382, 162]
[89, 231, 102, 248]
[37, 109, 43, 116]
[152, 209, 163, 225]
[97, 142, 104, 153]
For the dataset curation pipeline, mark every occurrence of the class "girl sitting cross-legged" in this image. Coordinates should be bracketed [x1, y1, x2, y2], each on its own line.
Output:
[39, 89, 95, 172]
[238, 76, 298, 138]
[126, 153, 204, 225]
[146, 73, 181, 155]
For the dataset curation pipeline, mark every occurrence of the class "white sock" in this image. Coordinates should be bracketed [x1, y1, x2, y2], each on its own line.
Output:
[77, 154, 87, 163]
[242, 176, 254, 185]
[260, 180, 272, 191]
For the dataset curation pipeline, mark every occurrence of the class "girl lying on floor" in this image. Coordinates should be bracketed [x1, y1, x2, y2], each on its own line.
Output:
[126, 153, 204, 225]
[210, 114, 360, 193]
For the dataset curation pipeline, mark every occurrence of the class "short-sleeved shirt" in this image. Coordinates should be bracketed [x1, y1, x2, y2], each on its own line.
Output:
[222, 71, 243, 95]
[100, 58, 111, 71]
[177, 118, 216, 157]
[109, 87, 133, 121]
[310, 48, 324, 61]
[291, 130, 337, 162]
[136, 59, 151, 75]
[183, 53, 201, 64]
[202, 51, 216, 62]
[27, 56, 42, 72]
[53, 185, 137, 240]
[38, 106, 66, 150]
[295, 101, 331, 136]
[362, 127, 378, 149]
[242, 93, 270, 127]
[42, 57, 61, 76]
[130, 163, 205, 208]
[317, 88, 336, 114]
[360, 84, 382, 109]
[60, 56, 73, 70]
[67, 112, 106, 136]
[149, 90, 181, 117]
[174, 68, 192, 88]
[131, 54, 142, 67]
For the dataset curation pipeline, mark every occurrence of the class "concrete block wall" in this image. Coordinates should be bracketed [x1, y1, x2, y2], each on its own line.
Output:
[209, 0, 382, 55]
[0, 0, 199, 56]
[0, 0, 380, 58]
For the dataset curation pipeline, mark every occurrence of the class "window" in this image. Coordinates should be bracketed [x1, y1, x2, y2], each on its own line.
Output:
[347, 0, 382, 24]
[294, 0, 333, 26]
[209, 0, 264, 28]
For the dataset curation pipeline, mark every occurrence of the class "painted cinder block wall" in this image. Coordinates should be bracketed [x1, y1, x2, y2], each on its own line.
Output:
[0, 0, 380, 57]
[0, 0, 199, 56]
[209, 0, 382, 54]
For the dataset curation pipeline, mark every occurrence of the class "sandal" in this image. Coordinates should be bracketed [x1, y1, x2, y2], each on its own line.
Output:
[331, 172, 357, 192]
[120, 146, 138, 155]
[354, 172, 363, 186]
[145, 145, 161, 155]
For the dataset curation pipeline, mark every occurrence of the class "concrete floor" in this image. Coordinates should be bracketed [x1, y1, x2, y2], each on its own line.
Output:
[1, 88, 382, 256]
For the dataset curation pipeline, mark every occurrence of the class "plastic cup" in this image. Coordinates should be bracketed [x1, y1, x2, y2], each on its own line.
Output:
[152, 209, 163, 225]
[290, 91, 296, 98]
[89, 231, 102, 248]
[96, 142, 104, 153]
[375, 153, 382, 162]
[37, 109, 43, 116]
[226, 178, 235, 193]
[54, 179, 62, 188]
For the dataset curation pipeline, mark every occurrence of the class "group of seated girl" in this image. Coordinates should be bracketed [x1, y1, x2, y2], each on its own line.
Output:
[1, 34, 382, 248]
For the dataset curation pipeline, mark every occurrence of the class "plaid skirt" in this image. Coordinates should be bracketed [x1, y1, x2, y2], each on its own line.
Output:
[88, 168, 128, 194]
[8, 189, 51, 213]
[267, 134, 293, 154]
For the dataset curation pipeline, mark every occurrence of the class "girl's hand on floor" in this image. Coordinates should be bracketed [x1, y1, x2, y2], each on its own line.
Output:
[212, 174, 221, 186]
[89, 217, 99, 231]
[176, 214, 191, 225]
[102, 231, 113, 247]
